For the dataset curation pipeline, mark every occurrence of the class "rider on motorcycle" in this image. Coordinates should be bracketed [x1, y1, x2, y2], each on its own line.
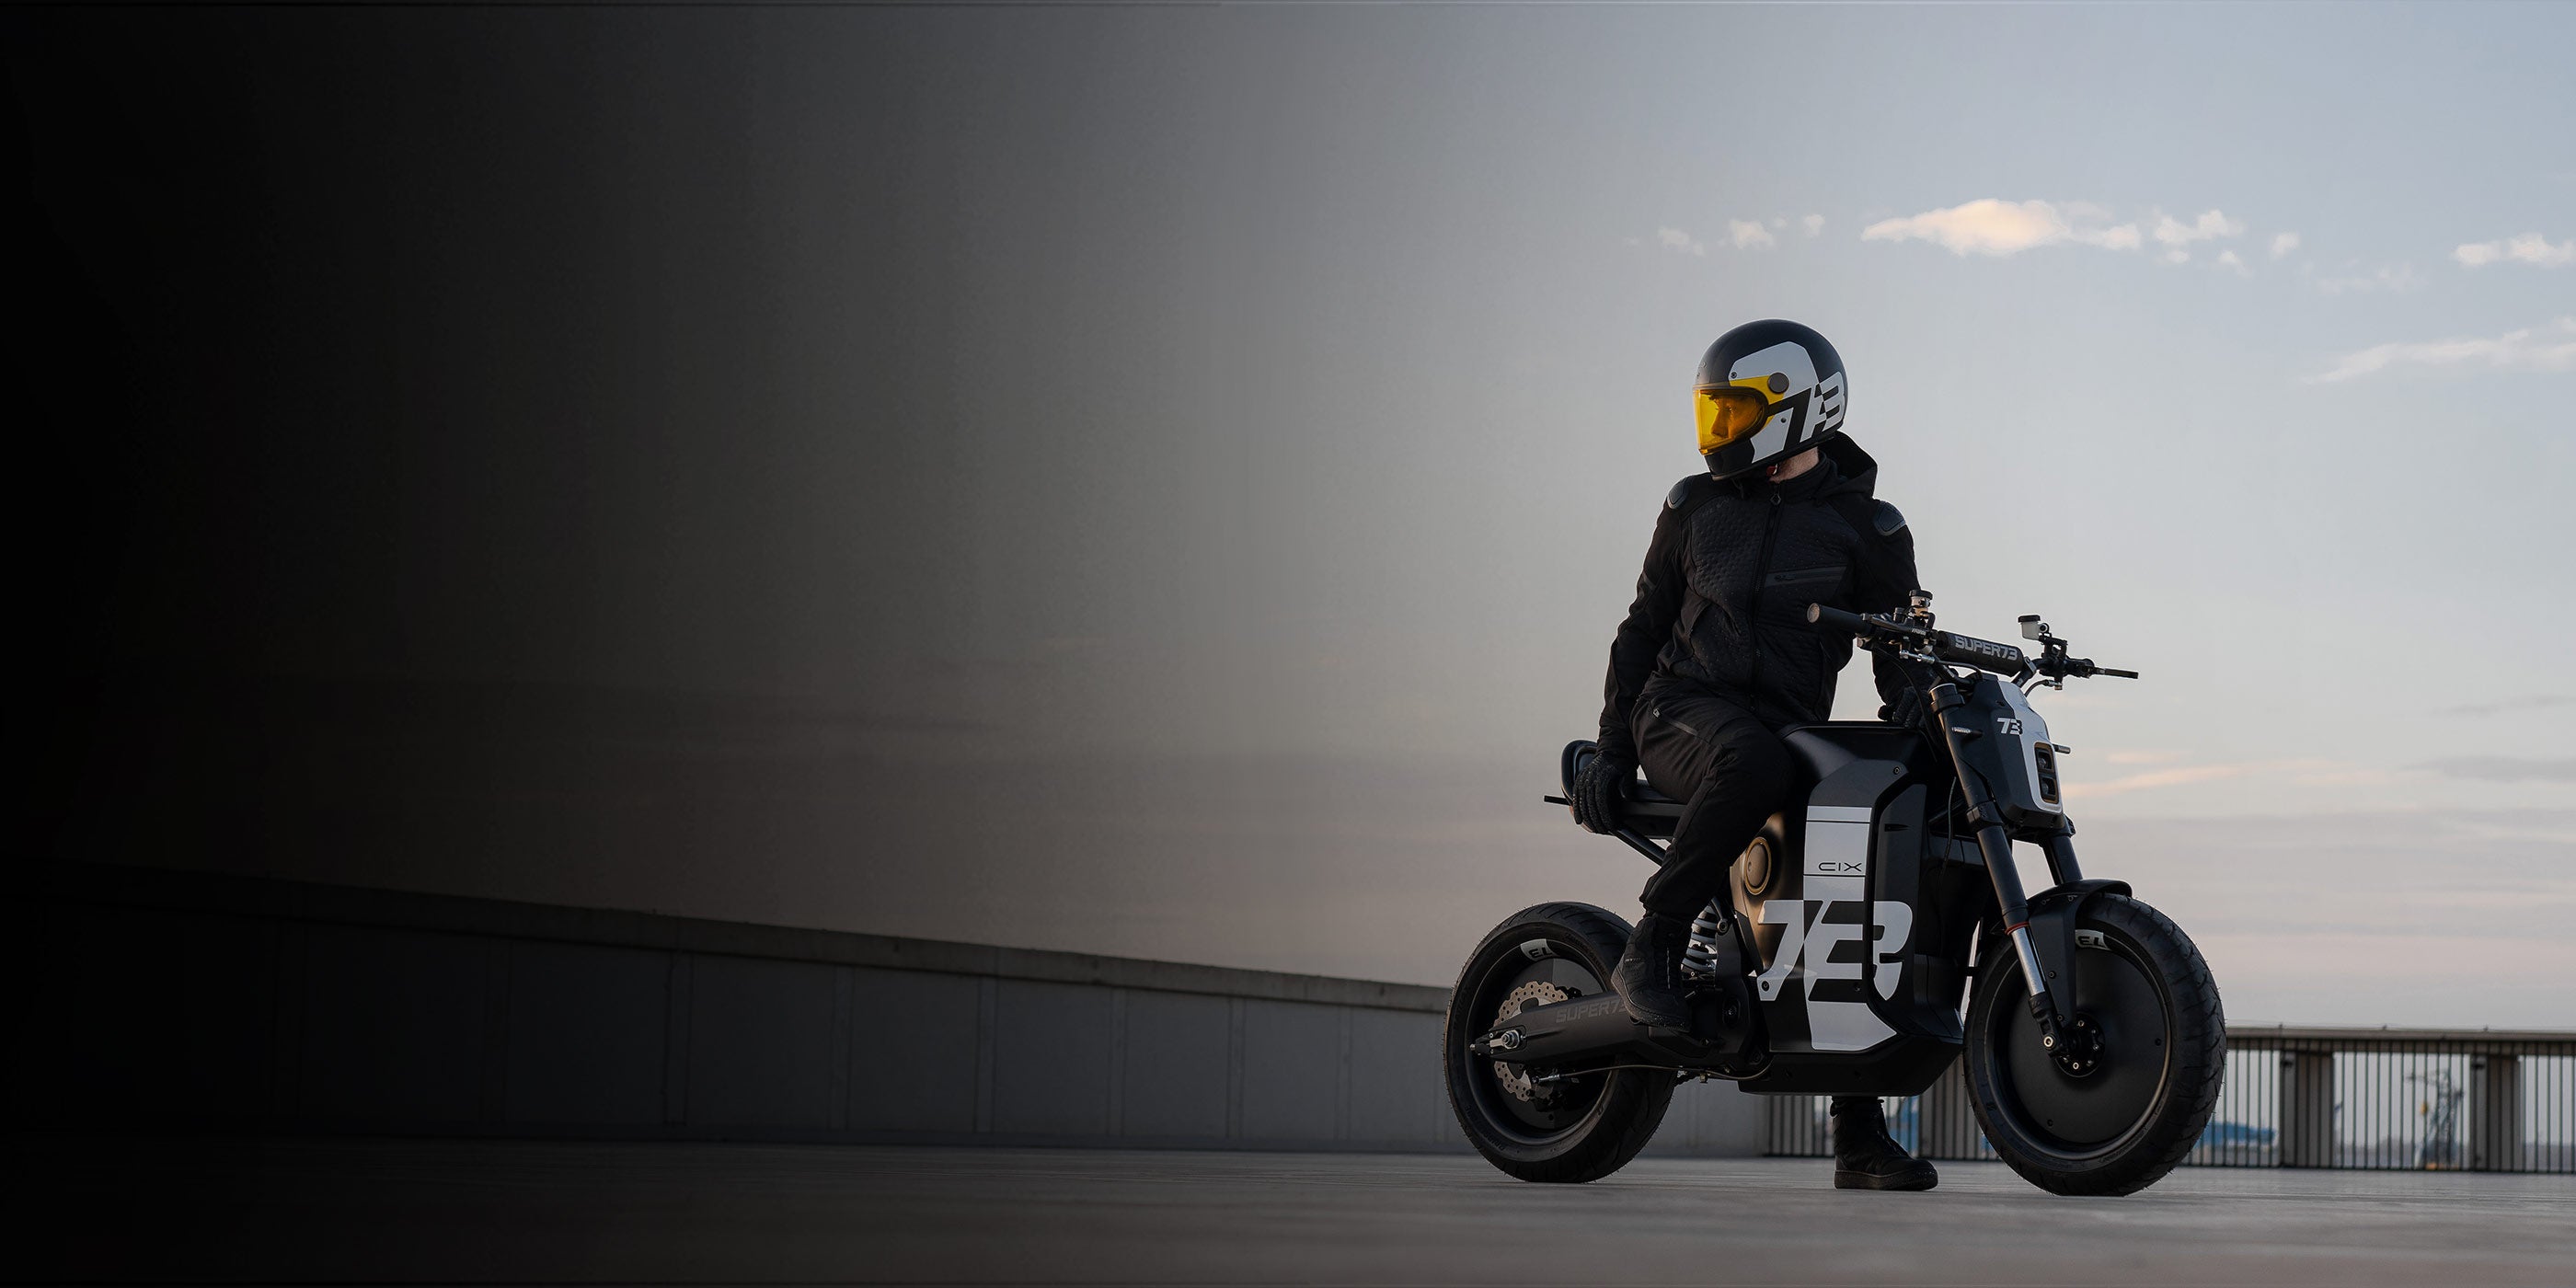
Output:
[1567, 319, 1939, 1190]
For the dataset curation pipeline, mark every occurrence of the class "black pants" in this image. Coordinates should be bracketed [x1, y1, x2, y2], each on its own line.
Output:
[1632, 685, 1793, 920]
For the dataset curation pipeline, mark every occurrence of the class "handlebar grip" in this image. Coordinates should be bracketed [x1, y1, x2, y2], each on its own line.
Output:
[2063, 656, 2141, 680]
[1806, 603, 1868, 635]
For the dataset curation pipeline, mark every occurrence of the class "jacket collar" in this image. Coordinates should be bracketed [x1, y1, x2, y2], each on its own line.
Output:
[1820, 435, 1880, 499]
[1731, 435, 1880, 501]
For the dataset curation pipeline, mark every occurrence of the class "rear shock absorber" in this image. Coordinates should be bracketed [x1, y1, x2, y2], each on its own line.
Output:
[1683, 899, 1733, 981]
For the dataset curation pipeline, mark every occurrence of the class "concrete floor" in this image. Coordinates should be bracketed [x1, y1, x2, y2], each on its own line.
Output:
[20, 1138, 2576, 1286]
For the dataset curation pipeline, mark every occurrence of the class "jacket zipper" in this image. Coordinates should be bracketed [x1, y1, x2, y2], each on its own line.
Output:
[1746, 492, 1783, 699]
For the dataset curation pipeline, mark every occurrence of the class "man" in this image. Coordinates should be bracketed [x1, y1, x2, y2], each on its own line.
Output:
[1567, 318, 1938, 1191]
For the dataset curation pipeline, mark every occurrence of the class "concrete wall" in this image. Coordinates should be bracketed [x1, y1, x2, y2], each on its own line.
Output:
[25, 864, 1763, 1155]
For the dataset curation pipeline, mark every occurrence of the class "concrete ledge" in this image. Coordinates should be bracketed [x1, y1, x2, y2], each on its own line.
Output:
[29, 863, 1779, 1154]
[40, 863, 1451, 1014]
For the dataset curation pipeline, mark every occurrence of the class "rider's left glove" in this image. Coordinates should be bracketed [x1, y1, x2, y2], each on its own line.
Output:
[1880, 688, 1927, 730]
[1570, 750, 1633, 835]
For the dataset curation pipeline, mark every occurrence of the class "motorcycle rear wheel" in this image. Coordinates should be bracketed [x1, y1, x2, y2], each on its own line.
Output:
[1442, 902, 1673, 1182]
[1964, 893, 2225, 1196]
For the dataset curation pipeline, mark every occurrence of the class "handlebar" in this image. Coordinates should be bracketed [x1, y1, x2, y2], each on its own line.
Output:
[1805, 602, 2137, 681]
[1806, 603, 1869, 635]
[1804, 602, 2023, 673]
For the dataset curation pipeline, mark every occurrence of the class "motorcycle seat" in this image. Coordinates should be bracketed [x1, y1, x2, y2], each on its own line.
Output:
[1558, 741, 1685, 837]
[1627, 777, 1683, 804]
[1562, 724, 1919, 843]
[1618, 774, 1685, 837]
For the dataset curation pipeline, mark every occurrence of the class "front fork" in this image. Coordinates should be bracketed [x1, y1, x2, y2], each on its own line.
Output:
[1926, 682, 2085, 1058]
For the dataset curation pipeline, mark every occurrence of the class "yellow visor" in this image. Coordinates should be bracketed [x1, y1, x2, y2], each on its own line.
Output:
[1694, 383, 1777, 454]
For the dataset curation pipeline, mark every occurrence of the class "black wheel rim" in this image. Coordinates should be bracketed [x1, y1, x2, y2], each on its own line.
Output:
[1457, 936, 1613, 1144]
[1981, 929, 2174, 1159]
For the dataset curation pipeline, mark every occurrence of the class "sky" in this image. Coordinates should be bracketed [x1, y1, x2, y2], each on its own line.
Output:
[17, 3, 2572, 1029]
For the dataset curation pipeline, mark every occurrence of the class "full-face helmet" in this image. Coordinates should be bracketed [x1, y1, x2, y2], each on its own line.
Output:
[1693, 319, 1847, 480]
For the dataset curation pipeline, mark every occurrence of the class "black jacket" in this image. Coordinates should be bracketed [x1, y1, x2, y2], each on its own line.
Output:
[1596, 437, 1922, 759]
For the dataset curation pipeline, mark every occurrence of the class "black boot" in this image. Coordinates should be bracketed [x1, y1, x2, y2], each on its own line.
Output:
[1612, 912, 1693, 1029]
[1831, 1096, 1938, 1191]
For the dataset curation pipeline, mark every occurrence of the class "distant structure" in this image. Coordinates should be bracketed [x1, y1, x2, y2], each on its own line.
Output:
[2412, 1071, 2464, 1170]
[2198, 1120, 2276, 1150]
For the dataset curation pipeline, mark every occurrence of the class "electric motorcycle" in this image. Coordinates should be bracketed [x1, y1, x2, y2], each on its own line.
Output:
[1443, 595, 2225, 1196]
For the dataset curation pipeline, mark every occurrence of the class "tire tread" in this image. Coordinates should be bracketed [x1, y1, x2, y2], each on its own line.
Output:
[1442, 903, 1674, 1183]
[1966, 894, 2225, 1197]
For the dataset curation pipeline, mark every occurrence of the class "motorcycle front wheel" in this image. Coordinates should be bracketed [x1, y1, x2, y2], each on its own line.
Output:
[1442, 902, 1673, 1182]
[1964, 893, 2225, 1196]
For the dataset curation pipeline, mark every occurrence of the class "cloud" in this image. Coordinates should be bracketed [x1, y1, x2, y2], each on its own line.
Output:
[2445, 695, 2576, 717]
[1860, 199, 2141, 257]
[2217, 248, 2251, 277]
[2062, 765, 2247, 798]
[2288, 766, 2413, 788]
[2060, 758, 2347, 799]
[2418, 756, 2576, 783]
[1655, 226, 1706, 257]
[2443, 817, 2576, 845]
[1727, 219, 1776, 250]
[2151, 208, 2246, 248]
[1801, 213, 1825, 237]
[2311, 316, 2576, 383]
[2455, 232, 2574, 269]
[2311, 262, 2424, 294]
[2270, 231, 2301, 259]
[2162, 248, 2191, 265]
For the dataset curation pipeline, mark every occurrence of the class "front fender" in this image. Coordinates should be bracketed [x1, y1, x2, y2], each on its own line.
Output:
[2023, 879, 2132, 1027]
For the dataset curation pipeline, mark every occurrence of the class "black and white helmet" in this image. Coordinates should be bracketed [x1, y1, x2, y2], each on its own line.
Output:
[1692, 319, 1848, 480]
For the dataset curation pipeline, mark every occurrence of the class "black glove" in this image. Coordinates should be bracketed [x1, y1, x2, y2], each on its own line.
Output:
[1570, 749, 1633, 834]
[1880, 688, 1927, 730]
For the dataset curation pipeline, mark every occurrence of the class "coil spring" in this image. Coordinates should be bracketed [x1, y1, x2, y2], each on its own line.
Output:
[1682, 898, 1731, 980]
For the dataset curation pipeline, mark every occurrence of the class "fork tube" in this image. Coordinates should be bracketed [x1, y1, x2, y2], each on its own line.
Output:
[2041, 833, 2083, 884]
[1928, 678, 2054, 1012]
[1974, 824, 2047, 1000]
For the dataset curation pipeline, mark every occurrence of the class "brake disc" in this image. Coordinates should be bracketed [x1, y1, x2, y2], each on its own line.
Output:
[1491, 980, 1570, 1102]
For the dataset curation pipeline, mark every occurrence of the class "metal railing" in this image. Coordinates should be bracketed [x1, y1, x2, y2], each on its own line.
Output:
[1764, 1027, 2576, 1173]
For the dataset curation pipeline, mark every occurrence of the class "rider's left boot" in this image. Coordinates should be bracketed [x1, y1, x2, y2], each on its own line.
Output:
[1830, 1095, 1938, 1191]
[1610, 912, 1694, 1029]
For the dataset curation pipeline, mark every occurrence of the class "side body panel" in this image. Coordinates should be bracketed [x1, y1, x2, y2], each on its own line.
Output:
[1733, 723, 1984, 1097]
